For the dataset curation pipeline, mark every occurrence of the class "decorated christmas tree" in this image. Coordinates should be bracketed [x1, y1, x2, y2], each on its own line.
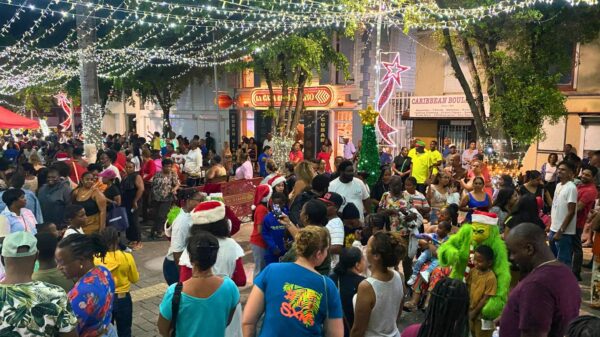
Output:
[357, 106, 381, 187]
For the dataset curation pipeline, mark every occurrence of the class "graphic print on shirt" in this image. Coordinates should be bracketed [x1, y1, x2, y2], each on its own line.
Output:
[280, 283, 322, 327]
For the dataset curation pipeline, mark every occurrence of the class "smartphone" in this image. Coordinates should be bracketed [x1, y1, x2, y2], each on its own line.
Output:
[272, 204, 283, 218]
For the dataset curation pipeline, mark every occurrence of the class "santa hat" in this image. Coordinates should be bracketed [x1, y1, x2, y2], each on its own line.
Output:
[55, 153, 69, 161]
[252, 184, 272, 210]
[268, 175, 286, 188]
[471, 211, 498, 226]
[191, 201, 226, 225]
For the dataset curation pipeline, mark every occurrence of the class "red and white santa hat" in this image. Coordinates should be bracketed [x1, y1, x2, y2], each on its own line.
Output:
[55, 153, 69, 161]
[252, 184, 272, 210]
[268, 175, 286, 188]
[471, 211, 498, 226]
[191, 201, 226, 225]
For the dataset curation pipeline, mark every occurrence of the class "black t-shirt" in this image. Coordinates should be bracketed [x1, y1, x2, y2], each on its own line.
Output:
[393, 155, 411, 173]
[329, 272, 366, 337]
[104, 184, 121, 211]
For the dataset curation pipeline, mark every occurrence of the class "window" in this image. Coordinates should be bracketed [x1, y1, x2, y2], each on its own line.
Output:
[552, 43, 579, 91]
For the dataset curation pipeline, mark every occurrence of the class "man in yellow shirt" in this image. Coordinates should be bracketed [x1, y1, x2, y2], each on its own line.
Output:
[152, 131, 162, 151]
[409, 140, 430, 193]
[429, 140, 443, 176]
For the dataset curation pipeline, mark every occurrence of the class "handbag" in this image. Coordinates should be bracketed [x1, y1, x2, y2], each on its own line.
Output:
[106, 206, 130, 231]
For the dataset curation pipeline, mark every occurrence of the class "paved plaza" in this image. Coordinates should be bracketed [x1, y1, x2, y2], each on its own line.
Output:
[129, 223, 600, 336]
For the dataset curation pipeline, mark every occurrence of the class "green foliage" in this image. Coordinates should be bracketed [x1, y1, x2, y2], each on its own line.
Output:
[357, 125, 380, 187]
[415, 1, 600, 145]
[489, 52, 567, 143]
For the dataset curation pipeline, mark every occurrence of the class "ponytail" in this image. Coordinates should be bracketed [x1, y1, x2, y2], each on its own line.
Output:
[58, 233, 108, 262]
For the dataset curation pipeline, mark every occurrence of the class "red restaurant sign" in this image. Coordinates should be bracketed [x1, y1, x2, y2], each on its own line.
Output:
[251, 86, 334, 108]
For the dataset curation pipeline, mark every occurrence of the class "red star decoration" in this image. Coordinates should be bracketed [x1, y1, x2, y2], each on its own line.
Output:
[381, 53, 410, 88]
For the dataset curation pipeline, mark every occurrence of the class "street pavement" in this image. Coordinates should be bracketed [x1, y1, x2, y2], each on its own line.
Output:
[129, 223, 599, 336]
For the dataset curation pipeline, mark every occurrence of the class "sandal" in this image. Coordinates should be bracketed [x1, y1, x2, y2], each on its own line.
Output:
[403, 302, 417, 312]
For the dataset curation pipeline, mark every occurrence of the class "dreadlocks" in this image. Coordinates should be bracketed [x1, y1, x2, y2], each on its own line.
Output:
[567, 315, 600, 337]
[417, 278, 470, 337]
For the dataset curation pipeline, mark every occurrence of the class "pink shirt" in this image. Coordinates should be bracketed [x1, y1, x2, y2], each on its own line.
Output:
[235, 160, 253, 180]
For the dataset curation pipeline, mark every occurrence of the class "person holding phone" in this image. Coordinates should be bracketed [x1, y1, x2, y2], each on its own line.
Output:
[261, 192, 290, 266]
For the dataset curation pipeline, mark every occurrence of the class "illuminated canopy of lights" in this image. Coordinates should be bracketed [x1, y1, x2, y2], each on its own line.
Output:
[0, 0, 597, 95]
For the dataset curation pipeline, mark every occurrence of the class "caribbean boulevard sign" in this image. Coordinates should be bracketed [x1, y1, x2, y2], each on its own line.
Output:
[251, 86, 334, 108]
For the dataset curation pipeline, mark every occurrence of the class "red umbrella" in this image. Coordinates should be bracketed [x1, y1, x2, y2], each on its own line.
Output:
[0, 106, 40, 129]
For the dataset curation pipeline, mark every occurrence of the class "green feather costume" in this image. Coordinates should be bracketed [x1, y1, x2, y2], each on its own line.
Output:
[437, 223, 511, 319]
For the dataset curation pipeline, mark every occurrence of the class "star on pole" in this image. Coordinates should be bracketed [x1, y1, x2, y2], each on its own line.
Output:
[380, 53, 410, 88]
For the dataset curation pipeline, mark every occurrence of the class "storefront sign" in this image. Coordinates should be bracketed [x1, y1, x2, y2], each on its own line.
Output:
[317, 111, 329, 147]
[228, 109, 239, 152]
[251, 86, 334, 108]
[409, 95, 489, 118]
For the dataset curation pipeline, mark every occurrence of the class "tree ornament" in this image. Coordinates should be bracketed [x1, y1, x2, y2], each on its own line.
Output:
[357, 105, 381, 187]
[358, 105, 379, 125]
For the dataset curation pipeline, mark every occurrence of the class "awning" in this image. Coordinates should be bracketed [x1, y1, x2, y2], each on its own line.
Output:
[0, 106, 40, 129]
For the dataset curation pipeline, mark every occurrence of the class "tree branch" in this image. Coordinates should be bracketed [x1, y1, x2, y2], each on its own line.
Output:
[460, 36, 487, 125]
[441, 28, 488, 138]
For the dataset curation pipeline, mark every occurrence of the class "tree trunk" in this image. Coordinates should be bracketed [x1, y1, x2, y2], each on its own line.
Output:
[76, 0, 102, 147]
[460, 36, 487, 125]
[151, 82, 173, 136]
[264, 66, 276, 131]
[290, 71, 307, 138]
[440, 28, 488, 139]
[277, 54, 288, 134]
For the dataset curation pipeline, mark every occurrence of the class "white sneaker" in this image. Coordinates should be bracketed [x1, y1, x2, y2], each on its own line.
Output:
[420, 270, 431, 283]
[407, 275, 417, 286]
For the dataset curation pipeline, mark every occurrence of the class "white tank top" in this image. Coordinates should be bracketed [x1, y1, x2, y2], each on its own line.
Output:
[364, 270, 403, 337]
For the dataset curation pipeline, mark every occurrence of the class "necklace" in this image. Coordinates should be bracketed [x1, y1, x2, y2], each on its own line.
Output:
[534, 259, 558, 271]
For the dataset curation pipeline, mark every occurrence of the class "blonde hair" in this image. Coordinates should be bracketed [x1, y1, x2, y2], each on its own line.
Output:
[29, 152, 41, 165]
[294, 161, 314, 187]
[295, 226, 329, 259]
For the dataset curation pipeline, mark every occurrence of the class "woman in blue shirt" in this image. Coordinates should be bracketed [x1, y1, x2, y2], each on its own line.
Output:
[242, 226, 344, 337]
[158, 230, 240, 337]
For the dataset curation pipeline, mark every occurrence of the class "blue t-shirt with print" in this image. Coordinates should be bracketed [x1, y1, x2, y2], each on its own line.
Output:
[255, 262, 343, 337]
[159, 277, 240, 337]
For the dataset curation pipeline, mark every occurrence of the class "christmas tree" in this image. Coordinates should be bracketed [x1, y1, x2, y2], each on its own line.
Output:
[357, 106, 381, 187]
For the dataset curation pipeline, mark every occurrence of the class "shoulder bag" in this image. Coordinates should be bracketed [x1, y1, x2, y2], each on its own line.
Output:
[170, 282, 183, 337]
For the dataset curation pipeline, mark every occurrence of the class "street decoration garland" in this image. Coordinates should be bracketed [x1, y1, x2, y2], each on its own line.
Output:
[357, 105, 381, 187]
[375, 52, 410, 145]
[54, 92, 73, 130]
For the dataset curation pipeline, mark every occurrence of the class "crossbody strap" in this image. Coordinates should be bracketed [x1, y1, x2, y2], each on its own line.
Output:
[322, 276, 329, 336]
[170, 282, 183, 337]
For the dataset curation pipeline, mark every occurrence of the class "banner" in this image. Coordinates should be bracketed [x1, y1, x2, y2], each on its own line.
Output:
[409, 95, 490, 118]
[220, 178, 262, 221]
[251, 86, 334, 108]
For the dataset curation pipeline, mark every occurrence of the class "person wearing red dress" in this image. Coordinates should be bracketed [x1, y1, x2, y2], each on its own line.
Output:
[315, 144, 332, 173]
[289, 142, 304, 164]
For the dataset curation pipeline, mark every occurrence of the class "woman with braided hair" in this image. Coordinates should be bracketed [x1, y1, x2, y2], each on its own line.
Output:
[566, 316, 600, 337]
[401, 278, 470, 337]
[56, 233, 117, 337]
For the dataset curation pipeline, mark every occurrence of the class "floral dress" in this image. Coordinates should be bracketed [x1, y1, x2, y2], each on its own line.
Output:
[68, 265, 115, 337]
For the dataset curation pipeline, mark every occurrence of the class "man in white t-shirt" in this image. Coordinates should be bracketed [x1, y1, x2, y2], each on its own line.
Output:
[183, 140, 203, 186]
[328, 160, 370, 221]
[549, 161, 578, 267]
[163, 191, 205, 285]
[320, 192, 345, 267]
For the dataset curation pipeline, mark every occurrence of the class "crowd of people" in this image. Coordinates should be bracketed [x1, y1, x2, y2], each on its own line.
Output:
[0, 129, 599, 337]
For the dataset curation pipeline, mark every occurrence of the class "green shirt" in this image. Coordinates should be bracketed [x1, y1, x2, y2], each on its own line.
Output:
[32, 268, 75, 293]
[0, 281, 77, 336]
